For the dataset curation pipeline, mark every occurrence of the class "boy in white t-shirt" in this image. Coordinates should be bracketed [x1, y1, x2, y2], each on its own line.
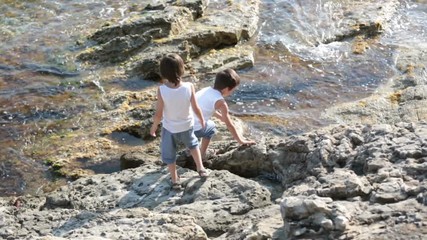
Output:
[150, 54, 207, 189]
[194, 69, 256, 160]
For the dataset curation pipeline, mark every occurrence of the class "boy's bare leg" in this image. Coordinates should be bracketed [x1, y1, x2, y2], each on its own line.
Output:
[189, 148, 207, 176]
[168, 163, 179, 183]
[200, 137, 211, 160]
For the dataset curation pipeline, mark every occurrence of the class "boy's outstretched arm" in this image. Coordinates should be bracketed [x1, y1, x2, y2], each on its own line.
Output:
[215, 99, 256, 145]
[150, 88, 164, 137]
[190, 84, 205, 129]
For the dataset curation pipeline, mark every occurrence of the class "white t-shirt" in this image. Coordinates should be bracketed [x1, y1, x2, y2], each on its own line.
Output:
[193, 87, 223, 131]
[160, 82, 194, 133]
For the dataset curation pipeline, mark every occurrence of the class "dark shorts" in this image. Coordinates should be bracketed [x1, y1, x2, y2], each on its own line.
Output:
[161, 127, 199, 164]
[194, 120, 216, 140]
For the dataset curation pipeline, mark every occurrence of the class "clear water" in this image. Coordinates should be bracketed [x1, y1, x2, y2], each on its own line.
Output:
[1, 0, 426, 196]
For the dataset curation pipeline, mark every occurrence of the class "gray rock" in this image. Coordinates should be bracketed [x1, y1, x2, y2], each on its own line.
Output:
[334, 215, 349, 231]
[370, 178, 409, 203]
[317, 168, 372, 199]
[280, 195, 333, 221]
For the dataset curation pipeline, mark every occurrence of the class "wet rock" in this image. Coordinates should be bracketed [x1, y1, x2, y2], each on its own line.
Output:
[297, 0, 400, 45]
[124, 44, 192, 80]
[21, 63, 80, 78]
[187, 44, 255, 75]
[77, 0, 260, 80]
[78, 35, 152, 63]
[120, 151, 160, 170]
[172, 0, 209, 19]
[89, 6, 194, 45]
[352, 36, 370, 54]
[324, 42, 427, 125]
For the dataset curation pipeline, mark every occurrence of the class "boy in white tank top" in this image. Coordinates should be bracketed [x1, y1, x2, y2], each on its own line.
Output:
[150, 54, 207, 189]
[193, 69, 256, 160]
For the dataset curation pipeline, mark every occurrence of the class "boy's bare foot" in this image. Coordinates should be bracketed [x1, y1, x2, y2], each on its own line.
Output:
[198, 169, 208, 179]
[171, 182, 183, 191]
[170, 177, 183, 191]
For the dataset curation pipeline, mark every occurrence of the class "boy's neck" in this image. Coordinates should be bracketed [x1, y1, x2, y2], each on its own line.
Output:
[214, 88, 224, 96]
[165, 81, 181, 88]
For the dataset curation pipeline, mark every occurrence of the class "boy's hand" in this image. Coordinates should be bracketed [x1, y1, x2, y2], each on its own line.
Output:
[201, 121, 206, 130]
[150, 125, 158, 137]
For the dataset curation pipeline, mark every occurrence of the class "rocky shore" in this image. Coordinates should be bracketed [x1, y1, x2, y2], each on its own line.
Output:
[1, 0, 426, 239]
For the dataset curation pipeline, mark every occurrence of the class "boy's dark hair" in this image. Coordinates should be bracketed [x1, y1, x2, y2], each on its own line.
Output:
[159, 53, 185, 86]
[213, 68, 240, 91]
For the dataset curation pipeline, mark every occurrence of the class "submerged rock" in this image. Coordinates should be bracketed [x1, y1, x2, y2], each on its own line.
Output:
[324, 43, 427, 125]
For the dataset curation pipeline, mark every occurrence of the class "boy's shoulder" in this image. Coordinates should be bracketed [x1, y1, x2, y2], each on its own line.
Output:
[183, 81, 194, 89]
[196, 86, 212, 95]
[198, 87, 223, 101]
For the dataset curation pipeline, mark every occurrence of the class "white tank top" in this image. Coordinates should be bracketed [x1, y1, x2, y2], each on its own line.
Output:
[193, 87, 223, 131]
[160, 82, 194, 133]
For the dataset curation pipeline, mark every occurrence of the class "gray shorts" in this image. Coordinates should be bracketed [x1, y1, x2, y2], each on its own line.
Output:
[194, 120, 217, 139]
[161, 127, 199, 164]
